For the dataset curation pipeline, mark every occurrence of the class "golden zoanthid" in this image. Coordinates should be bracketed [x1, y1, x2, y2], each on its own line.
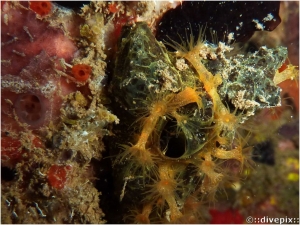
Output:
[110, 22, 291, 223]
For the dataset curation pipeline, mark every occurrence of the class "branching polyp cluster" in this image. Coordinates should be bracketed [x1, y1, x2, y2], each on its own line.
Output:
[112, 22, 290, 223]
[116, 86, 203, 176]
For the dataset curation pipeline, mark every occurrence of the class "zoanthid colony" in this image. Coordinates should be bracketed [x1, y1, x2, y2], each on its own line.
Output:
[109, 22, 295, 223]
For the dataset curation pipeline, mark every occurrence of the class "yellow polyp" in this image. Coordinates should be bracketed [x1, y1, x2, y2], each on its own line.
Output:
[139, 204, 152, 223]
[214, 108, 237, 131]
[143, 163, 183, 222]
[114, 22, 293, 221]
[200, 154, 223, 186]
[213, 147, 243, 164]
[129, 87, 204, 164]
[182, 48, 227, 116]
[184, 53, 210, 80]
[126, 203, 152, 224]
[116, 143, 156, 176]
[158, 165, 182, 222]
[156, 179, 176, 198]
[204, 74, 223, 93]
[201, 162, 223, 184]
[166, 24, 206, 57]
[135, 109, 162, 149]
[168, 87, 203, 110]
[273, 64, 299, 86]
[150, 101, 167, 116]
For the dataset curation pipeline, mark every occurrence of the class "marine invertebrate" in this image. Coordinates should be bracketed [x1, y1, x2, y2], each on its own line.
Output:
[29, 1, 52, 17]
[47, 164, 72, 190]
[14, 93, 47, 128]
[1, 136, 25, 168]
[1, 1, 78, 131]
[144, 163, 184, 221]
[1, 133, 44, 169]
[1, 1, 298, 224]
[72, 64, 92, 82]
[114, 86, 203, 177]
[209, 208, 244, 224]
[273, 63, 299, 85]
[125, 203, 152, 224]
[1, 2, 116, 223]
[109, 21, 293, 223]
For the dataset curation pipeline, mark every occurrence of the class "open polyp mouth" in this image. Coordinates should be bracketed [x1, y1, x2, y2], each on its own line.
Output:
[14, 93, 47, 128]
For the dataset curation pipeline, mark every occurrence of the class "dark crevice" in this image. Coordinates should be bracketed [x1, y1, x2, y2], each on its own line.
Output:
[1, 167, 17, 181]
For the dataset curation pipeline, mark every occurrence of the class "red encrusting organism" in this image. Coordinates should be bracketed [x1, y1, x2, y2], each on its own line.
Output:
[72, 64, 92, 82]
[113, 14, 136, 41]
[29, 1, 52, 17]
[1, 136, 24, 167]
[1, 135, 45, 167]
[209, 208, 244, 224]
[47, 164, 72, 189]
[32, 136, 44, 149]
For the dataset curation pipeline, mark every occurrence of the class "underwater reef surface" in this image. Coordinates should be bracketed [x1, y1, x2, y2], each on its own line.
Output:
[1, 1, 299, 224]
